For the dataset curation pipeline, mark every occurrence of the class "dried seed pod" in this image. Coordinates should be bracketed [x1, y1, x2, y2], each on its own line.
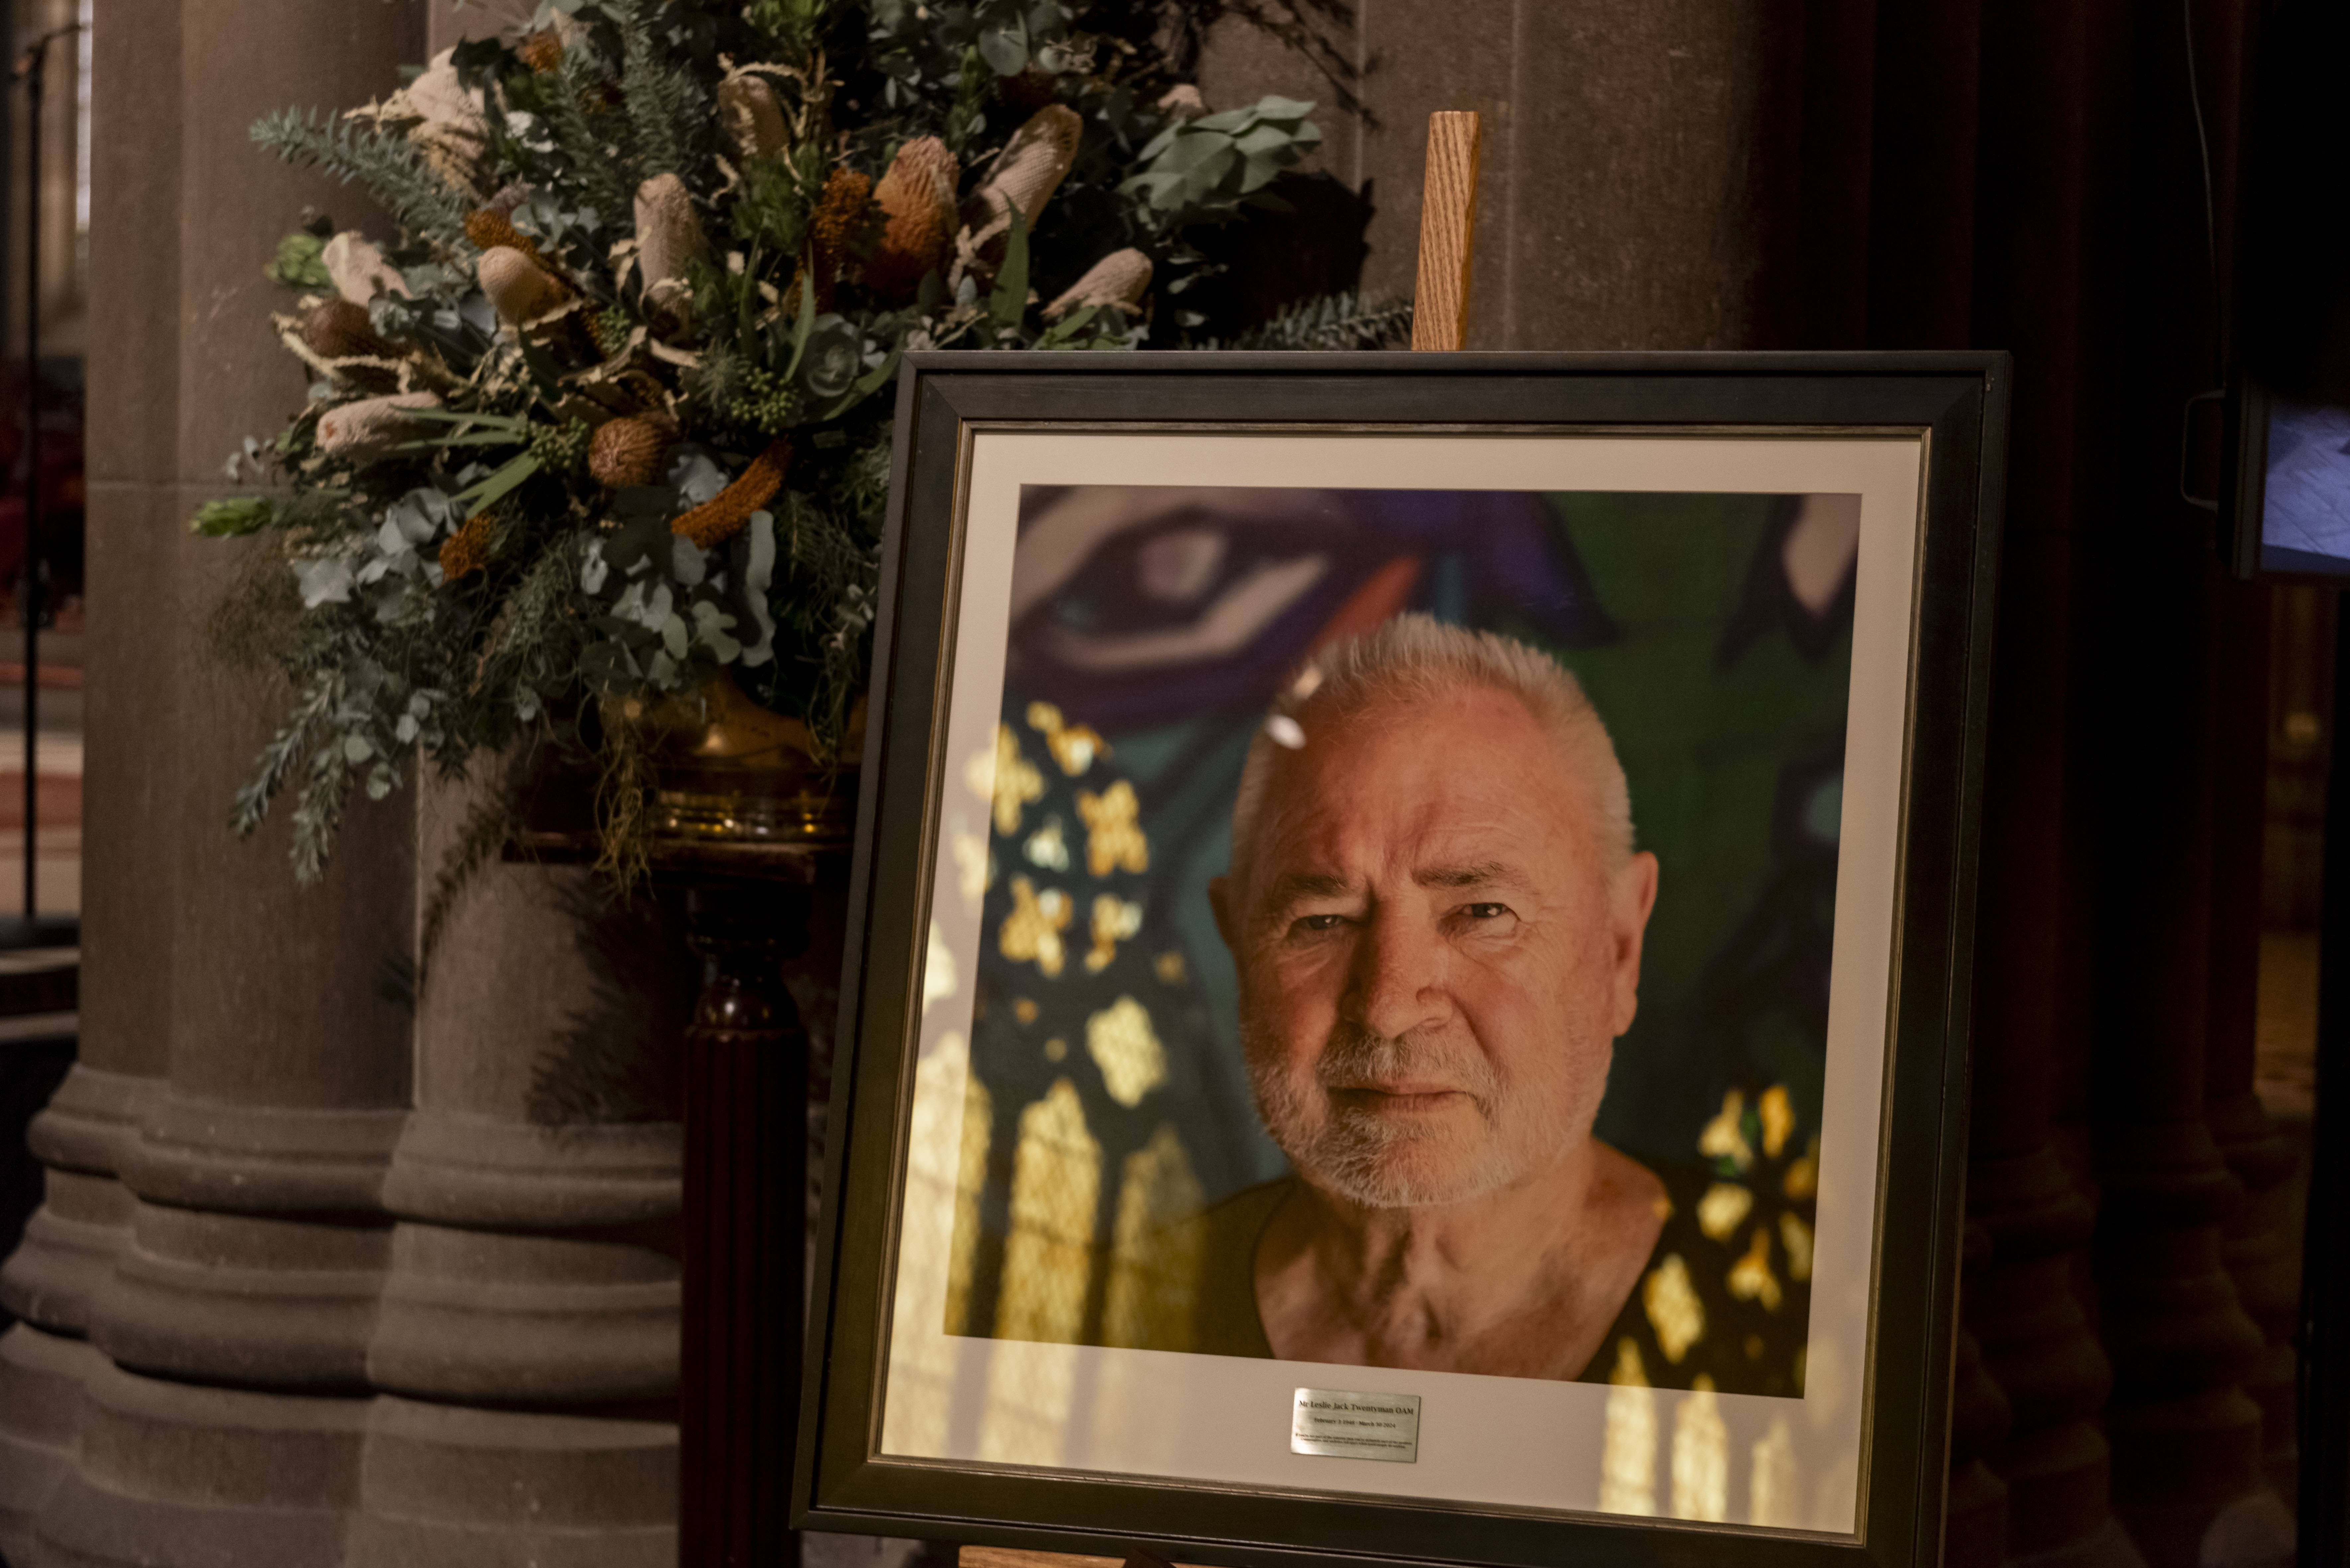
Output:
[315, 392, 441, 461]
[479, 246, 569, 325]
[302, 298, 395, 360]
[516, 28, 563, 73]
[961, 104, 1081, 255]
[672, 439, 790, 551]
[635, 174, 708, 315]
[866, 136, 960, 300]
[588, 416, 669, 489]
[718, 73, 788, 160]
[322, 231, 409, 305]
[1044, 248, 1153, 320]
[1157, 84, 1209, 122]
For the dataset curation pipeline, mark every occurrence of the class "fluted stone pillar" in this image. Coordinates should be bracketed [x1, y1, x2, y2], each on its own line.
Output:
[0, 0, 182, 1550]
[359, 768, 681, 1565]
[2, 0, 421, 1561]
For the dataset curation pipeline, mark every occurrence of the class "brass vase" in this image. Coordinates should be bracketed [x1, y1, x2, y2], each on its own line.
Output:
[615, 668, 860, 847]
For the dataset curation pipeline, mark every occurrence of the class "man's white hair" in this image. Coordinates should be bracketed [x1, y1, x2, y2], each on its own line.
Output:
[1229, 613, 1634, 877]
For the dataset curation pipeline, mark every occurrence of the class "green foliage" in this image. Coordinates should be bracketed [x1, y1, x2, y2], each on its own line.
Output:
[1220, 290, 1412, 351]
[266, 231, 333, 290]
[212, 0, 1389, 885]
[191, 497, 274, 537]
[251, 108, 471, 244]
[1123, 95, 1321, 223]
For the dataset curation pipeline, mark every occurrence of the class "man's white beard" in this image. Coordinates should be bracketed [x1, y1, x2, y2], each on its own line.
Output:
[1245, 1019, 1582, 1209]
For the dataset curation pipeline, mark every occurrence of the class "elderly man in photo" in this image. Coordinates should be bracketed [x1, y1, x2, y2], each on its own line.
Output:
[1195, 613, 1664, 1382]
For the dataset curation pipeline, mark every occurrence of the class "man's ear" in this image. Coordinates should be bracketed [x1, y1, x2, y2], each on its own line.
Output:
[1209, 874, 1238, 952]
[1608, 851, 1660, 1035]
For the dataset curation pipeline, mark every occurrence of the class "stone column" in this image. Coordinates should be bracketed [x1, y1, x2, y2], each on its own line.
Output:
[361, 767, 682, 1564]
[3, 0, 424, 1560]
[0, 0, 183, 1548]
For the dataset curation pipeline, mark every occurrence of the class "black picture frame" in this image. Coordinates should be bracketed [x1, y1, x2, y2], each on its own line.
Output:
[796, 350, 2012, 1568]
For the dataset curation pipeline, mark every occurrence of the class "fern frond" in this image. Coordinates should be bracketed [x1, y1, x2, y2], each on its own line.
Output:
[251, 108, 471, 244]
[1224, 291, 1413, 351]
[615, 1, 711, 183]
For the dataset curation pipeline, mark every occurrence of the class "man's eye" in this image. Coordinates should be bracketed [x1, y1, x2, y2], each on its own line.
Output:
[1292, 914, 1349, 934]
[1464, 903, 1511, 921]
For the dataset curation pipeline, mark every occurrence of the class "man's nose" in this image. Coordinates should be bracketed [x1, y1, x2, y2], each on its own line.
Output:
[1346, 908, 1447, 1039]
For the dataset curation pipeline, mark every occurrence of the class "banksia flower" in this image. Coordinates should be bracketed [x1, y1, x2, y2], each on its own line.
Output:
[302, 298, 395, 360]
[479, 246, 568, 326]
[322, 231, 408, 305]
[439, 507, 496, 582]
[517, 28, 563, 73]
[867, 136, 959, 300]
[1044, 248, 1153, 320]
[672, 439, 789, 550]
[807, 167, 873, 307]
[589, 416, 669, 489]
[316, 392, 440, 461]
[961, 105, 1081, 256]
[635, 174, 707, 315]
[718, 73, 788, 160]
[466, 207, 558, 276]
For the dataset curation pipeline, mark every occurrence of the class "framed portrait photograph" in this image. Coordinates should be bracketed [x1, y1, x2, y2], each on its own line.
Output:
[798, 352, 2009, 1568]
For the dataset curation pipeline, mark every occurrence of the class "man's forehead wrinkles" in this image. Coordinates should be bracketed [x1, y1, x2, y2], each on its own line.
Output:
[1412, 859, 1525, 889]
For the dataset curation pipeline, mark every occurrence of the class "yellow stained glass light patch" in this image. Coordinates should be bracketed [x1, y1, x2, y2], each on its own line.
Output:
[1154, 951, 1186, 984]
[1085, 895, 1144, 974]
[1077, 780, 1149, 876]
[979, 724, 1046, 836]
[1000, 877, 1073, 978]
[1087, 995, 1168, 1107]
[1780, 1211, 1814, 1281]
[1695, 1182, 1753, 1242]
[1024, 818, 1072, 872]
[1698, 1090, 1755, 1172]
[1728, 1227, 1783, 1311]
[1784, 1136, 1820, 1200]
[1644, 1254, 1705, 1364]
[1760, 1084, 1795, 1159]
[1028, 700, 1107, 777]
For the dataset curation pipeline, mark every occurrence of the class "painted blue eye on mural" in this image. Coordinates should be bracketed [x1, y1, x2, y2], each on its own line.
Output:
[956, 483, 1859, 1398]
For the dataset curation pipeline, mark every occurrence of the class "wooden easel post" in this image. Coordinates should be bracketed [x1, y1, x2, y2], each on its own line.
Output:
[951, 111, 1485, 1568]
[1409, 111, 1484, 352]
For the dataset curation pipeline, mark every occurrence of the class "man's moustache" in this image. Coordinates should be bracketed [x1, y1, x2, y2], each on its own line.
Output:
[1315, 1023, 1494, 1100]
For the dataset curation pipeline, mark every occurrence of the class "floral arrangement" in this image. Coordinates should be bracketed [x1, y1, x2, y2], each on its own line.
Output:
[202, 0, 1405, 885]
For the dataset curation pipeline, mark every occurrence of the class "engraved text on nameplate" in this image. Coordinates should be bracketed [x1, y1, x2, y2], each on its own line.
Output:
[1290, 1388, 1421, 1463]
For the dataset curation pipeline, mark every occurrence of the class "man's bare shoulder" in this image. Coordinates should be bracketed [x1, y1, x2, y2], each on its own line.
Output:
[1585, 1141, 1669, 1278]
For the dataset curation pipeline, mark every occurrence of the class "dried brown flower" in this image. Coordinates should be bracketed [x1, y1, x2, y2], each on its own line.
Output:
[517, 29, 563, 73]
[465, 208, 556, 274]
[479, 246, 569, 326]
[439, 507, 496, 582]
[589, 417, 669, 489]
[867, 136, 959, 301]
[301, 298, 394, 360]
[672, 439, 790, 551]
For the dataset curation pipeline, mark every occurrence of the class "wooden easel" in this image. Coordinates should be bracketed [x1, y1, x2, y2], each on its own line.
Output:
[951, 109, 1484, 1568]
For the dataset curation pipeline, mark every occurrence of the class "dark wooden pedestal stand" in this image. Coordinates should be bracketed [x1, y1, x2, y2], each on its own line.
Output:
[518, 831, 839, 1568]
